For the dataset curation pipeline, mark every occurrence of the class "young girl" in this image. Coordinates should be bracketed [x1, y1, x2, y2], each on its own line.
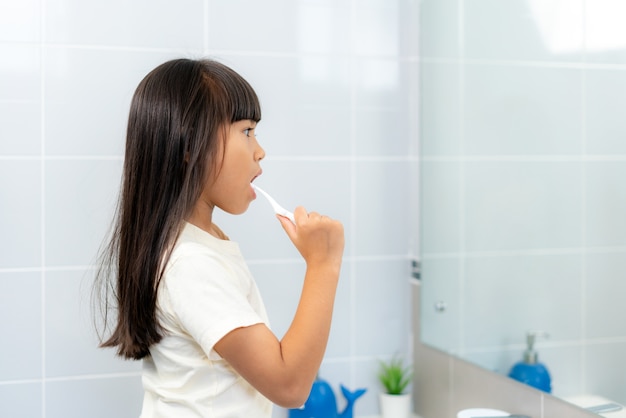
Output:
[96, 58, 344, 417]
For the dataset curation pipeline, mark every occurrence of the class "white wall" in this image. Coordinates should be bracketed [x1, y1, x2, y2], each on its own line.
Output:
[420, 0, 626, 405]
[0, 0, 419, 417]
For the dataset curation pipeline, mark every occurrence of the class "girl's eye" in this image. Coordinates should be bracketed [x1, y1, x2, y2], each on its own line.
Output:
[243, 128, 252, 137]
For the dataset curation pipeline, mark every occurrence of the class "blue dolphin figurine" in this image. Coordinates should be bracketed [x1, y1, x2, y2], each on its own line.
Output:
[288, 377, 367, 418]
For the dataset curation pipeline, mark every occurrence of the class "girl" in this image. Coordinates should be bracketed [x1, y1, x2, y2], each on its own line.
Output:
[96, 58, 344, 417]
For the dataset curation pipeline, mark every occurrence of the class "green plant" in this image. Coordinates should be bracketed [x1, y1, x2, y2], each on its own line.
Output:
[378, 356, 412, 395]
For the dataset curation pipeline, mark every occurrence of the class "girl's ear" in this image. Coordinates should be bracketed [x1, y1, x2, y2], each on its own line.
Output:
[184, 152, 190, 163]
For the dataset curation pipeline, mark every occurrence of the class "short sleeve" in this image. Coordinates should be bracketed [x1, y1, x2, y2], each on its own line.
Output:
[162, 249, 265, 357]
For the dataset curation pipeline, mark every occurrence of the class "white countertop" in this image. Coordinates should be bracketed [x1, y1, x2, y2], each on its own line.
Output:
[362, 415, 421, 418]
[564, 394, 626, 417]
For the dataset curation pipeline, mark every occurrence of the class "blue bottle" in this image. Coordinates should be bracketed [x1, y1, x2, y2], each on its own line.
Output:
[508, 331, 552, 393]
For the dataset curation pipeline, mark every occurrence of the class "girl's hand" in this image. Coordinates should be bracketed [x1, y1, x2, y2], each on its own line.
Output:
[277, 206, 344, 271]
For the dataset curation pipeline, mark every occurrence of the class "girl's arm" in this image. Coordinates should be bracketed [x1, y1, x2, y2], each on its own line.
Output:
[214, 206, 344, 408]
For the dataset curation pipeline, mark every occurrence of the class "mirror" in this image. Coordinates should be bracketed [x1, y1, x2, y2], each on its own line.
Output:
[419, 0, 626, 411]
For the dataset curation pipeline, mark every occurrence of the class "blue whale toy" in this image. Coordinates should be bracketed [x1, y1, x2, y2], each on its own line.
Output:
[288, 376, 366, 418]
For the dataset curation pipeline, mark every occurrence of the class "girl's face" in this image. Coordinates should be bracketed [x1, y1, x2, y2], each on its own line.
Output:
[200, 119, 265, 218]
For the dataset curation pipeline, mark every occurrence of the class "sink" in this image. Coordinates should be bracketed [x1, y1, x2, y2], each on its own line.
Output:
[457, 408, 510, 418]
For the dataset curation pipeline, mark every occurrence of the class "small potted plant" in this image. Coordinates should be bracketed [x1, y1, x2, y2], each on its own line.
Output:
[378, 355, 413, 418]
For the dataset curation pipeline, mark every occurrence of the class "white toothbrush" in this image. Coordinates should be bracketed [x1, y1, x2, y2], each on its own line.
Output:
[251, 183, 295, 224]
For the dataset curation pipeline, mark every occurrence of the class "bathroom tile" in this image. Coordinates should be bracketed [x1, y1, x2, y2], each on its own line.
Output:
[584, 1, 626, 64]
[407, 159, 420, 254]
[272, 405, 287, 418]
[419, 0, 459, 59]
[462, 346, 518, 376]
[420, 161, 460, 254]
[584, 342, 626, 406]
[0, 44, 40, 102]
[463, 253, 582, 348]
[0, 102, 41, 156]
[354, 0, 400, 56]
[222, 55, 352, 158]
[407, 61, 420, 158]
[45, 159, 122, 267]
[399, 0, 420, 58]
[539, 345, 585, 398]
[0, 0, 40, 42]
[411, 279, 421, 338]
[311, 359, 376, 416]
[45, 0, 203, 49]
[585, 162, 626, 247]
[265, 160, 351, 225]
[355, 160, 409, 257]
[251, 260, 352, 358]
[355, 58, 407, 109]
[45, 269, 142, 377]
[353, 259, 411, 356]
[219, 56, 351, 159]
[318, 359, 352, 391]
[209, 0, 296, 53]
[586, 69, 626, 155]
[44, 48, 178, 156]
[0, 382, 42, 418]
[224, 55, 352, 112]
[0, 45, 40, 158]
[420, 257, 461, 353]
[326, 261, 352, 358]
[464, 161, 582, 251]
[249, 261, 306, 338]
[0, 272, 41, 380]
[355, 108, 410, 156]
[465, 344, 584, 398]
[210, 0, 351, 54]
[353, 356, 394, 416]
[464, 0, 584, 61]
[0, 160, 41, 269]
[585, 252, 626, 338]
[257, 106, 351, 157]
[420, 61, 461, 157]
[46, 375, 143, 418]
[296, 0, 352, 54]
[464, 65, 583, 156]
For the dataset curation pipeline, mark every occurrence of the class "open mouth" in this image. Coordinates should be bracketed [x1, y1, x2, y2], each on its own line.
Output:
[251, 171, 262, 183]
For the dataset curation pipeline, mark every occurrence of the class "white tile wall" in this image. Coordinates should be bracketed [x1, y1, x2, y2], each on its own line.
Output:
[420, 0, 626, 408]
[0, 1, 418, 417]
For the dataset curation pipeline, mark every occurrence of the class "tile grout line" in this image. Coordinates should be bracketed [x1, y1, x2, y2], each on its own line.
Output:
[348, 0, 358, 386]
[203, 0, 209, 54]
[580, 0, 588, 394]
[457, 0, 467, 359]
[39, 0, 46, 415]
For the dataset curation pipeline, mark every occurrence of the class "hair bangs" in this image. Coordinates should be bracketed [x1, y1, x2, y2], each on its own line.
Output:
[224, 70, 261, 123]
[229, 77, 261, 122]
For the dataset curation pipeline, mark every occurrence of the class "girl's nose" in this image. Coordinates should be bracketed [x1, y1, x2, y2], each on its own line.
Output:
[255, 140, 265, 162]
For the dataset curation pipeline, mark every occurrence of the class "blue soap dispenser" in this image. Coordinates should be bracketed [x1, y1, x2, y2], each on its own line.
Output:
[508, 331, 552, 393]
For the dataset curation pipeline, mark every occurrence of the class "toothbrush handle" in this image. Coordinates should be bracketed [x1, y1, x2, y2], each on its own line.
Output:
[279, 210, 295, 224]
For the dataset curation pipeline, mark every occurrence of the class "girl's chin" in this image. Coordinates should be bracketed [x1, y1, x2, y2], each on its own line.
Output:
[222, 203, 251, 216]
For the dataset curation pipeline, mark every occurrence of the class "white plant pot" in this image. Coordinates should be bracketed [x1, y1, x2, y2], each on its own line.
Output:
[379, 392, 411, 418]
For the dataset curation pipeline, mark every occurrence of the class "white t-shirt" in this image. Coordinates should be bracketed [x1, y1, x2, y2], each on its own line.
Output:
[140, 222, 272, 418]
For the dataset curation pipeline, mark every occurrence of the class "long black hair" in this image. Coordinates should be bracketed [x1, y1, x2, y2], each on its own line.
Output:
[95, 58, 261, 360]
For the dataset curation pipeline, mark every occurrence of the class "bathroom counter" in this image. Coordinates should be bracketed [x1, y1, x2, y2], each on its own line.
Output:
[364, 415, 421, 418]
[564, 394, 626, 417]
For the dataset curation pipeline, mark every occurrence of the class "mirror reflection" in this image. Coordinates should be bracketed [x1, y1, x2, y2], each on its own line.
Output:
[419, 0, 626, 412]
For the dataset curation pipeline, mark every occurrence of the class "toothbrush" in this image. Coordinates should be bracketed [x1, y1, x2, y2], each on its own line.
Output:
[251, 183, 295, 224]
